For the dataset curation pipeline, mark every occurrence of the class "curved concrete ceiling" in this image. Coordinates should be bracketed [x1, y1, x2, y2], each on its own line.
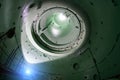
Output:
[0, 0, 120, 80]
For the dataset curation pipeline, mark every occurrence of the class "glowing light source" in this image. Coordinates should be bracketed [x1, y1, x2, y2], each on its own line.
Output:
[25, 69, 31, 75]
[51, 27, 61, 37]
[47, 13, 70, 37]
[58, 13, 67, 21]
[53, 13, 69, 25]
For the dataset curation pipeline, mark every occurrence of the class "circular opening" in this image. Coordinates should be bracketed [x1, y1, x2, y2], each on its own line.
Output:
[22, 1, 89, 56]
[32, 7, 83, 54]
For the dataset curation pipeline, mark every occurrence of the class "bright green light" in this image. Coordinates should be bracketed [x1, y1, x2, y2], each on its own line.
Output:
[57, 13, 67, 21]
[51, 26, 61, 37]
[53, 13, 69, 27]
[46, 13, 71, 37]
